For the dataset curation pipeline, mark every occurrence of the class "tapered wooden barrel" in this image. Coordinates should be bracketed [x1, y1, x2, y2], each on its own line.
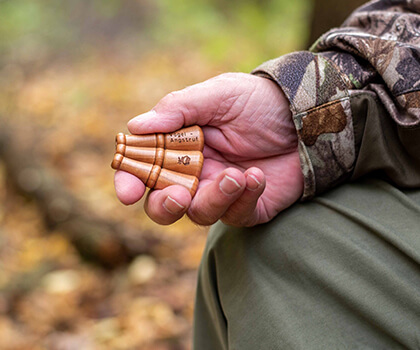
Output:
[115, 125, 204, 152]
[111, 154, 199, 196]
[116, 146, 203, 178]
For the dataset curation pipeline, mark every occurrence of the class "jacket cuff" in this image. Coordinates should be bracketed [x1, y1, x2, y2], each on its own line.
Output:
[252, 51, 356, 199]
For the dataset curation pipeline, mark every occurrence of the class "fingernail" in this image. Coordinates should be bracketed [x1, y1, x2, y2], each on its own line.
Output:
[127, 110, 157, 128]
[246, 174, 261, 191]
[163, 196, 185, 214]
[219, 175, 241, 195]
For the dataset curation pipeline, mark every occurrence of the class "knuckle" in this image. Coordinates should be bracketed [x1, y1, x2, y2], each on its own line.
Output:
[187, 207, 218, 226]
[221, 202, 258, 227]
[221, 213, 248, 227]
[159, 90, 182, 106]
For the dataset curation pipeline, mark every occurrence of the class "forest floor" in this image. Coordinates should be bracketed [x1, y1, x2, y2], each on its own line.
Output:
[0, 50, 214, 350]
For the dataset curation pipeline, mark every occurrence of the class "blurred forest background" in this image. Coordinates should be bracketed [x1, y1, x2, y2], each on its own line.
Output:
[0, 0, 364, 349]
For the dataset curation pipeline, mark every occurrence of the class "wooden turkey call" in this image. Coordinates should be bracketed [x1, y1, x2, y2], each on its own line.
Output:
[111, 125, 204, 196]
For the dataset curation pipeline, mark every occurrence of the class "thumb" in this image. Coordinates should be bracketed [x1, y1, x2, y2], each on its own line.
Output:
[127, 73, 243, 134]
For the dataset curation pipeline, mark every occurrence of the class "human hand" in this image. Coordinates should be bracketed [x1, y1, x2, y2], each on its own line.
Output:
[114, 73, 303, 226]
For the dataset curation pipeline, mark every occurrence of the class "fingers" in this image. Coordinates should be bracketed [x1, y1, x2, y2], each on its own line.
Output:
[141, 168, 248, 226]
[187, 168, 247, 225]
[126, 73, 248, 134]
[144, 185, 191, 225]
[114, 171, 146, 205]
[114, 172, 192, 225]
[115, 164, 267, 227]
[116, 166, 267, 227]
[220, 167, 266, 227]
[127, 82, 215, 134]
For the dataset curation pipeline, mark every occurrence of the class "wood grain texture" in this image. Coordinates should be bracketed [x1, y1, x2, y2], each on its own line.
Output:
[154, 169, 199, 197]
[161, 150, 203, 177]
[116, 126, 204, 151]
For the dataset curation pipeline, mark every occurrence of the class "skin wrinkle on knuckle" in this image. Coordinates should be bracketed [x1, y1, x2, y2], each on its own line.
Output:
[221, 203, 256, 227]
[187, 210, 218, 226]
[221, 214, 248, 227]
[221, 212, 256, 227]
[157, 91, 183, 112]
[188, 189, 244, 225]
[164, 90, 182, 101]
[187, 204, 218, 225]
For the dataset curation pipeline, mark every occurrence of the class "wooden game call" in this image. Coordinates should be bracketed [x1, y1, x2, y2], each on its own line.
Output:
[115, 145, 203, 178]
[115, 125, 204, 152]
[111, 125, 204, 196]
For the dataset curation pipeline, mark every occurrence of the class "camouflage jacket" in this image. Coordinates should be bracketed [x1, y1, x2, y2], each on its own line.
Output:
[253, 0, 420, 199]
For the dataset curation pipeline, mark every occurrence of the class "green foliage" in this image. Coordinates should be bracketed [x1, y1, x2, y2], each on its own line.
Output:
[0, 0, 311, 70]
[152, 0, 311, 70]
[0, 1, 70, 51]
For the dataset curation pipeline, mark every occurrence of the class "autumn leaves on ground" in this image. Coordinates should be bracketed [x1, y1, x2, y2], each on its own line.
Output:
[0, 1, 308, 349]
[1, 52, 212, 349]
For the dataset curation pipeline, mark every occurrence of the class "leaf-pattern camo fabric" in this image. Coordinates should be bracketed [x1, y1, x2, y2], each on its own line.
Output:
[253, 0, 420, 199]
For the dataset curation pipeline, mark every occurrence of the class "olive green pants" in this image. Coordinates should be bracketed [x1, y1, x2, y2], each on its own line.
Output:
[193, 179, 420, 349]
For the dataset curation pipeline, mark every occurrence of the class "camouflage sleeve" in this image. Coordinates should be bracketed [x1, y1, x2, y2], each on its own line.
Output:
[252, 0, 420, 199]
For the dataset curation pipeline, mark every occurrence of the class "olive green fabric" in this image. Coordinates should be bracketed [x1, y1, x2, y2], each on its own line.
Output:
[193, 179, 420, 349]
[350, 91, 420, 188]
